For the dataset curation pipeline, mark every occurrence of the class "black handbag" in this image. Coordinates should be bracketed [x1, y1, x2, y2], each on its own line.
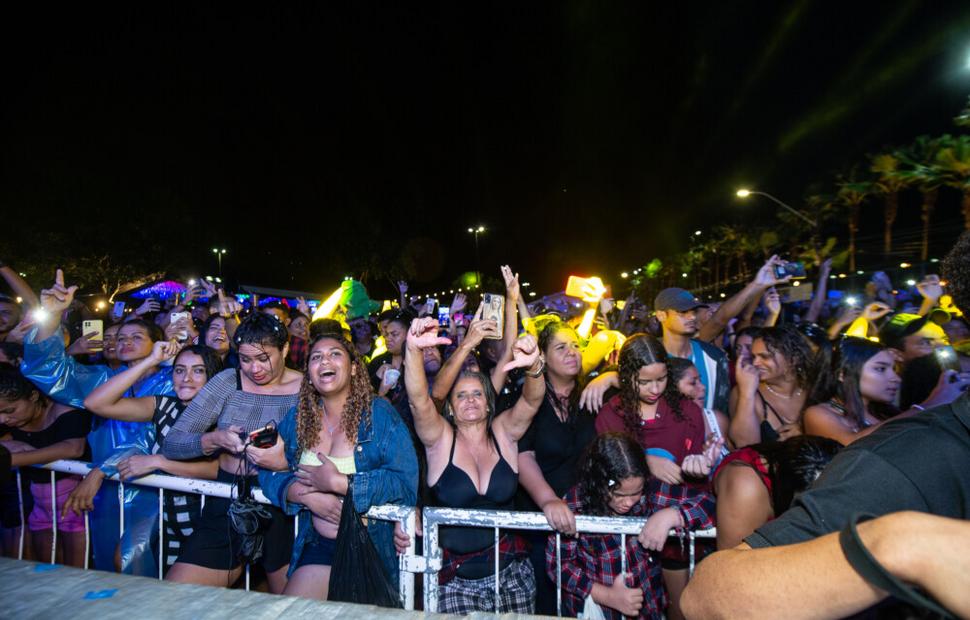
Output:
[327, 485, 403, 608]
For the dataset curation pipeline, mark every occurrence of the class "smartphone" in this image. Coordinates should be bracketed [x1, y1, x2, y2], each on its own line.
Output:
[774, 261, 807, 280]
[245, 424, 279, 448]
[170, 311, 190, 342]
[935, 346, 961, 372]
[481, 293, 505, 340]
[565, 275, 592, 299]
[112, 301, 127, 320]
[438, 306, 450, 326]
[82, 319, 104, 352]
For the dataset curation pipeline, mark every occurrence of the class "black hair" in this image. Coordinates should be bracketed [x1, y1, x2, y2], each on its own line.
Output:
[259, 300, 289, 313]
[174, 345, 225, 381]
[0, 365, 43, 403]
[667, 357, 697, 394]
[745, 436, 842, 515]
[309, 318, 349, 342]
[537, 320, 588, 420]
[233, 312, 289, 350]
[796, 322, 836, 406]
[731, 325, 763, 361]
[617, 333, 684, 429]
[120, 318, 164, 343]
[942, 231, 970, 314]
[442, 370, 500, 450]
[200, 314, 228, 347]
[756, 326, 815, 391]
[899, 353, 944, 410]
[577, 432, 649, 516]
[0, 342, 24, 365]
[831, 337, 898, 428]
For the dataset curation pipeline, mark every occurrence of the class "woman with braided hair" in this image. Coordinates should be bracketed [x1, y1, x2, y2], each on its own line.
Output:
[259, 330, 418, 600]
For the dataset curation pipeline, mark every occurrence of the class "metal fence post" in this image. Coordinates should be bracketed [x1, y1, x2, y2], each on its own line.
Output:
[50, 470, 57, 563]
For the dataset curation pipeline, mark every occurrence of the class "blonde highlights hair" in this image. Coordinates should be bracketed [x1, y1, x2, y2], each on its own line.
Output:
[296, 334, 375, 451]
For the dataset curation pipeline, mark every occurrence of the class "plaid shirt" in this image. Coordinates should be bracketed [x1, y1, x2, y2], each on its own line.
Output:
[546, 485, 715, 620]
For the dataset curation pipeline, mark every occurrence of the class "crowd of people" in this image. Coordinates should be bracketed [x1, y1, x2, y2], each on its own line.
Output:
[0, 232, 969, 618]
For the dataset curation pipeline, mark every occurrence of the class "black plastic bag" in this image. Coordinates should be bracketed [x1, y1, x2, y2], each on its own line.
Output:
[328, 487, 402, 608]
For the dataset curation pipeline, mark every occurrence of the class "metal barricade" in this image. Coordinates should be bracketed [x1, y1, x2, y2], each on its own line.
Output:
[15, 460, 716, 615]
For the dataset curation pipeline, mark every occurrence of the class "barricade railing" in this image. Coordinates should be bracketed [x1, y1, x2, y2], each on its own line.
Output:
[17, 460, 716, 615]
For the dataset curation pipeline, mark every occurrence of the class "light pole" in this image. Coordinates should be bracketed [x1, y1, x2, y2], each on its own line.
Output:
[735, 189, 816, 227]
[467, 226, 486, 289]
[212, 248, 227, 278]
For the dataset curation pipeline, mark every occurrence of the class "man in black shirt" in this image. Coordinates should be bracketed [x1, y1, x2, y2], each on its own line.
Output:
[682, 232, 970, 619]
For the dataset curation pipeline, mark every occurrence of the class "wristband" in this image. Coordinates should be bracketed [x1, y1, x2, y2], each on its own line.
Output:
[526, 357, 546, 378]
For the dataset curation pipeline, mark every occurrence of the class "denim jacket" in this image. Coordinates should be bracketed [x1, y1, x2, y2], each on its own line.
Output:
[259, 396, 418, 586]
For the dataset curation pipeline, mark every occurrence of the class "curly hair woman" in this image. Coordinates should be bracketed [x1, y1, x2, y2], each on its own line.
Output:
[258, 330, 417, 600]
[594, 334, 720, 619]
[729, 325, 815, 447]
[546, 433, 715, 620]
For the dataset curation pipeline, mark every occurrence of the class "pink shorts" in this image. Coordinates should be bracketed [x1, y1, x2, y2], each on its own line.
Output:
[29, 476, 86, 533]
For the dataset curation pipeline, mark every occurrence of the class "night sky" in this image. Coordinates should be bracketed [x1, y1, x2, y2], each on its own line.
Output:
[4, 3, 970, 299]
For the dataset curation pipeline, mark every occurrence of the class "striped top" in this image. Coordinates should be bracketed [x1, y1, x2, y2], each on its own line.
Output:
[161, 368, 299, 461]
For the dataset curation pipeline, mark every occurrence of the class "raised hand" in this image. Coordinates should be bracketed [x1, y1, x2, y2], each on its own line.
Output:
[500, 265, 520, 300]
[407, 317, 452, 350]
[39, 269, 79, 316]
[66, 332, 102, 357]
[296, 296, 312, 318]
[917, 275, 944, 303]
[464, 306, 498, 347]
[735, 357, 761, 396]
[148, 339, 182, 365]
[862, 302, 892, 322]
[198, 279, 218, 298]
[397, 281, 409, 295]
[502, 333, 541, 372]
[763, 288, 781, 316]
[754, 255, 791, 287]
[134, 298, 161, 317]
[450, 292, 467, 315]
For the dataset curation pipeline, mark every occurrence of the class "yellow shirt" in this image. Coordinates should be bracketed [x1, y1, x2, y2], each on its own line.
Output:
[299, 450, 357, 474]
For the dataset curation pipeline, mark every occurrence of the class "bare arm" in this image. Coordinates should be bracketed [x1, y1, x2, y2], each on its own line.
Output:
[489, 266, 521, 392]
[681, 511, 970, 620]
[429, 311, 495, 403]
[155, 455, 221, 480]
[83, 341, 178, 421]
[713, 464, 774, 549]
[494, 334, 544, 441]
[804, 259, 832, 324]
[0, 264, 38, 307]
[7, 438, 85, 467]
[404, 318, 452, 447]
[699, 256, 788, 343]
[728, 364, 763, 449]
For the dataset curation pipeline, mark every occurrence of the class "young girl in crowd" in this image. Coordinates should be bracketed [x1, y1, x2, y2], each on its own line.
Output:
[76, 341, 223, 571]
[667, 357, 729, 460]
[801, 336, 966, 445]
[0, 365, 91, 566]
[548, 432, 715, 620]
[595, 334, 721, 620]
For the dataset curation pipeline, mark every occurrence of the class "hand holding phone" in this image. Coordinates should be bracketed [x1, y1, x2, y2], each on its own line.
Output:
[481, 293, 505, 340]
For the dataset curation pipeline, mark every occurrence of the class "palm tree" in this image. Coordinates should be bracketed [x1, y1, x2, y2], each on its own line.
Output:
[896, 136, 944, 260]
[934, 133, 970, 230]
[836, 176, 872, 272]
[870, 152, 909, 256]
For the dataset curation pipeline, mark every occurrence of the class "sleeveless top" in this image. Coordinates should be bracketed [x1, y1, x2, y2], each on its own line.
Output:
[431, 429, 517, 558]
[757, 391, 781, 443]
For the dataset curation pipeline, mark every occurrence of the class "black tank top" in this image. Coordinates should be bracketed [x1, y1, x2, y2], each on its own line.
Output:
[431, 429, 517, 559]
[758, 391, 781, 443]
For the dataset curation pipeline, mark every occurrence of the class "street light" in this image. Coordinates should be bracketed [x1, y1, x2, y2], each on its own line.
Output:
[467, 225, 486, 289]
[735, 189, 816, 227]
[212, 248, 227, 277]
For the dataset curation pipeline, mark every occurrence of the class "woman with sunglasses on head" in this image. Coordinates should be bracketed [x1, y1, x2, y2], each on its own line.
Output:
[405, 316, 546, 614]
[162, 312, 302, 592]
[258, 328, 417, 600]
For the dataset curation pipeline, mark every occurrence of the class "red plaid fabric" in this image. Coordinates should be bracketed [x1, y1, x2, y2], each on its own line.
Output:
[546, 485, 715, 620]
[439, 533, 528, 585]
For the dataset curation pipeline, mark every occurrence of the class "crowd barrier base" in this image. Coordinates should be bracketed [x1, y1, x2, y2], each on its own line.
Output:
[0, 557, 471, 620]
[14, 461, 716, 615]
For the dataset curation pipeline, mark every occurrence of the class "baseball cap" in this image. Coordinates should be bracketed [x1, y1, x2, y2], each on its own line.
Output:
[878, 311, 950, 350]
[654, 288, 708, 312]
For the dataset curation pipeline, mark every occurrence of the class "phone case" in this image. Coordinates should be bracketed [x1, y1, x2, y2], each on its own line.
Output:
[481, 294, 504, 340]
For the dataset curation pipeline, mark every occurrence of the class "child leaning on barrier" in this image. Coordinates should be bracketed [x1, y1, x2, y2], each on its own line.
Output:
[547, 432, 714, 620]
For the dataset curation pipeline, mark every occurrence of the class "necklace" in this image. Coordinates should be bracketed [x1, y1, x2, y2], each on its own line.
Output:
[321, 401, 339, 437]
[763, 382, 802, 400]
